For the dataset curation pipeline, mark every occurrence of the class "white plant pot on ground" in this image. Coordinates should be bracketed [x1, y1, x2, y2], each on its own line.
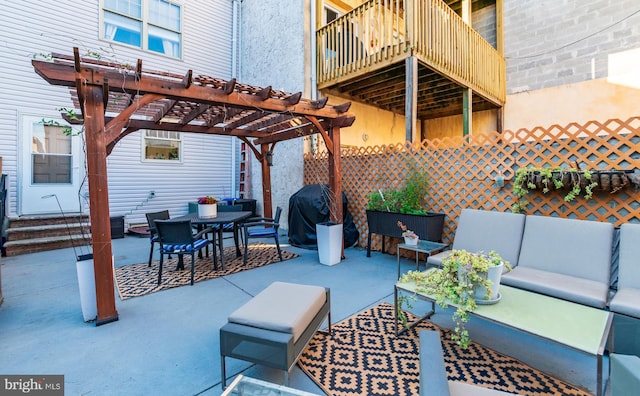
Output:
[76, 254, 97, 322]
[316, 222, 343, 266]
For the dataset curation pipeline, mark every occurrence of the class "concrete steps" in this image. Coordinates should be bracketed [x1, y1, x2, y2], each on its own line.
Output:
[3, 214, 91, 256]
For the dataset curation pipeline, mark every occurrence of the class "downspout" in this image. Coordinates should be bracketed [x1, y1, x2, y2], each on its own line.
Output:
[231, 0, 240, 196]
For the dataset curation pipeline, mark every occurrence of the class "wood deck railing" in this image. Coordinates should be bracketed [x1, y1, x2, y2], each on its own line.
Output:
[316, 0, 506, 104]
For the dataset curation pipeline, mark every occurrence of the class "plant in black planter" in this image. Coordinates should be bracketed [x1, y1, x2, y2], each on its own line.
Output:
[365, 171, 445, 256]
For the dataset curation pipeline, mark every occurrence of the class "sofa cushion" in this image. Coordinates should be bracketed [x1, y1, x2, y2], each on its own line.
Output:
[609, 288, 640, 318]
[517, 215, 613, 284]
[228, 281, 326, 343]
[425, 249, 453, 268]
[501, 266, 610, 308]
[426, 209, 525, 268]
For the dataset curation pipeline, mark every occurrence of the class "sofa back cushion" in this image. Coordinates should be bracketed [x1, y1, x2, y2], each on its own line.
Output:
[452, 209, 526, 267]
[619, 223, 640, 289]
[518, 215, 613, 283]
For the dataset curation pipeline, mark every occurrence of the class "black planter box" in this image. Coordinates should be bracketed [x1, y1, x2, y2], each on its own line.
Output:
[365, 210, 445, 257]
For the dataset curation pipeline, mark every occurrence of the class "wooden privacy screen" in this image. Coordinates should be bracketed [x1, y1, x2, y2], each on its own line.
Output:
[304, 117, 640, 252]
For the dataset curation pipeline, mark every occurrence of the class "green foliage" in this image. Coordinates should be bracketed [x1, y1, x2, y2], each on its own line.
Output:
[512, 166, 599, 213]
[366, 171, 429, 214]
[40, 108, 82, 136]
[398, 250, 510, 348]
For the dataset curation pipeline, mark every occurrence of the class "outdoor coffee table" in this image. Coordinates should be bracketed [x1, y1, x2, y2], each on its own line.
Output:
[221, 374, 320, 395]
[396, 240, 449, 279]
[394, 279, 613, 396]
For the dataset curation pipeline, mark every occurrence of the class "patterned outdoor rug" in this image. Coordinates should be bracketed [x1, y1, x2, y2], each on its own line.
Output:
[114, 242, 298, 300]
[298, 303, 591, 396]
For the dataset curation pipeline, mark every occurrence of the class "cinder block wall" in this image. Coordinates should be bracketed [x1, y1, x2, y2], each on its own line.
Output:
[504, 0, 640, 94]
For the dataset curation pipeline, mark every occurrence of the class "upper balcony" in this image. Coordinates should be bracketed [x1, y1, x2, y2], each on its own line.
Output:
[316, 0, 506, 120]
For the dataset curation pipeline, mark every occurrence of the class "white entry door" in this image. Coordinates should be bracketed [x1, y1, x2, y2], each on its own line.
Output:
[20, 115, 84, 215]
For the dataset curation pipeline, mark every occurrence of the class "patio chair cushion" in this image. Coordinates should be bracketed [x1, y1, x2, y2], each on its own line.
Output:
[162, 238, 209, 253]
[228, 281, 326, 343]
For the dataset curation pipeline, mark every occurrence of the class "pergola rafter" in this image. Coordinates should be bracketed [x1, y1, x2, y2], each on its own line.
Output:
[32, 48, 354, 325]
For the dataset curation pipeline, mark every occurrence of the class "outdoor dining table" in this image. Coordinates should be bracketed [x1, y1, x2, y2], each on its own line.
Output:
[173, 211, 253, 270]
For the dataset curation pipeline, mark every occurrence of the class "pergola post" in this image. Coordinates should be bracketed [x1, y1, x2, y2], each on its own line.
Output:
[82, 83, 118, 325]
[327, 126, 342, 223]
[260, 144, 273, 219]
[328, 125, 343, 256]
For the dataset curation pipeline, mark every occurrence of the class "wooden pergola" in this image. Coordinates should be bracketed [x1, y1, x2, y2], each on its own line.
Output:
[32, 48, 354, 325]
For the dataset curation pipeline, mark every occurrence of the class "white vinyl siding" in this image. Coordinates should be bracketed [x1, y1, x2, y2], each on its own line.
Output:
[102, 0, 183, 58]
[0, 0, 233, 224]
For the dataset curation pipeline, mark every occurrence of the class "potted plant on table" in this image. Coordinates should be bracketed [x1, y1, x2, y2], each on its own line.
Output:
[398, 249, 511, 348]
[197, 195, 219, 218]
[397, 221, 418, 245]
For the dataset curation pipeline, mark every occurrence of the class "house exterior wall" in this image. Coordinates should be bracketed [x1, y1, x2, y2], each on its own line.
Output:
[503, 0, 640, 131]
[0, 0, 235, 227]
[240, 0, 310, 229]
[318, 1, 640, 142]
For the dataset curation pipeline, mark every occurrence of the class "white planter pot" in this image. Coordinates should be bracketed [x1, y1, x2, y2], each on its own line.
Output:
[316, 222, 343, 266]
[76, 255, 97, 322]
[198, 203, 217, 218]
[404, 236, 419, 245]
[472, 262, 504, 302]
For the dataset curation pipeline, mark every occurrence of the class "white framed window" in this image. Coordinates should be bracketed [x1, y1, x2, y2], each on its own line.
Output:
[143, 130, 182, 161]
[324, 5, 341, 25]
[101, 0, 182, 58]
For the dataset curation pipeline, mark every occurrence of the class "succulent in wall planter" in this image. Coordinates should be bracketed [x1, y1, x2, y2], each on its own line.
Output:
[398, 250, 511, 348]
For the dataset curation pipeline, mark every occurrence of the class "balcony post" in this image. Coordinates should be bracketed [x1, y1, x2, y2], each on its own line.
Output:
[405, 56, 418, 142]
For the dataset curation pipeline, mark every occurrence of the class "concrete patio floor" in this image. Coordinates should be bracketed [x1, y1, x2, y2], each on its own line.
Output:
[0, 233, 618, 395]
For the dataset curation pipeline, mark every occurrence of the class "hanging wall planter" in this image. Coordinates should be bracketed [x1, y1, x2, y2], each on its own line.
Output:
[512, 166, 638, 213]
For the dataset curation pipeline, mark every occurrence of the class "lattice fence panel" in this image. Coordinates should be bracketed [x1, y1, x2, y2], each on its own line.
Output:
[304, 117, 640, 252]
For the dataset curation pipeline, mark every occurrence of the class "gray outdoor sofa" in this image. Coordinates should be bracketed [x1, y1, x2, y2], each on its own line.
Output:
[500, 215, 614, 309]
[428, 209, 616, 309]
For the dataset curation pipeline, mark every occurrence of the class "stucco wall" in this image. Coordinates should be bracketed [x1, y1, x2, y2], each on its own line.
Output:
[240, 0, 310, 229]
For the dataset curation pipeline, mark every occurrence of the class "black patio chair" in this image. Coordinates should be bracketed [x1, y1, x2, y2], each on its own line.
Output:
[240, 206, 283, 266]
[145, 210, 170, 267]
[154, 219, 213, 286]
[215, 203, 244, 242]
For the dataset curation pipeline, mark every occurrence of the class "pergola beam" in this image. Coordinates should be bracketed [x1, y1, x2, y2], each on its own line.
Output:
[33, 60, 348, 119]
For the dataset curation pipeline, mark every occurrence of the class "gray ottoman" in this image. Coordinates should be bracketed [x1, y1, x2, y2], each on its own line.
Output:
[220, 281, 331, 388]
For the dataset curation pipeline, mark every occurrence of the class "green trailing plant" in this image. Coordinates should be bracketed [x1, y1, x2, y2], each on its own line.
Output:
[366, 170, 429, 214]
[512, 166, 599, 213]
[398, 250, 511, 348]
[40, 108, 82, 136]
